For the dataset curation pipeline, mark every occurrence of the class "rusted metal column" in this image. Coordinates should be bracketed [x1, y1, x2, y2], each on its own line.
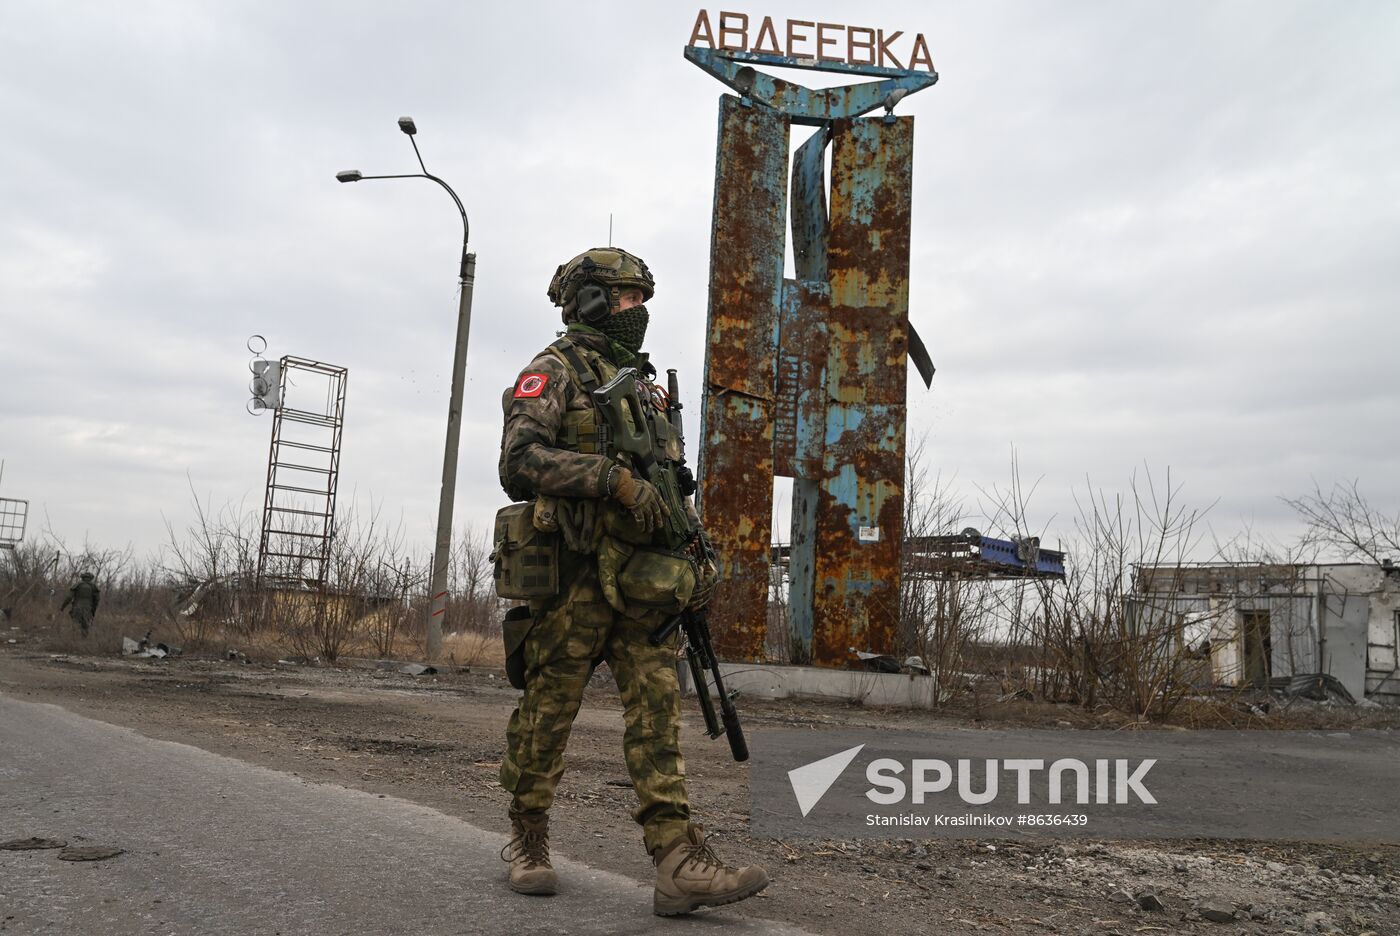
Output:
[780, 125, 834, 662]
[809, 116, 914, 665]
[697, 95, 790, 661]
[778, 279, 828, 663]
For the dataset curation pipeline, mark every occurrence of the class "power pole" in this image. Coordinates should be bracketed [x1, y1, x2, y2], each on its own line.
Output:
[338, 116, 475, 660]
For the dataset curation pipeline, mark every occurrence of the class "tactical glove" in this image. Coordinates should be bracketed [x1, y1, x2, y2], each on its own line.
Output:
[688, 559, 719, 610]
[611, 467, 669, 533]
[686, 530, 720, 610]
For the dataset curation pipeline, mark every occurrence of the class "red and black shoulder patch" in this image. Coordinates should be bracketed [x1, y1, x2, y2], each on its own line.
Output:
[513, 372, 549, 399]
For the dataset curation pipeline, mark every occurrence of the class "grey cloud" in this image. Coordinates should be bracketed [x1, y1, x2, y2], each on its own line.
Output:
[2, 0, 1396, 560]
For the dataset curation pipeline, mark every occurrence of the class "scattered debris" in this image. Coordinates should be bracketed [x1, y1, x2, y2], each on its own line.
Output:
[398, 663, 437, 676]
[1, 837, 67, 850]
[851, 648, 901, 673]
[1135, 888, 1165, 911]
[1197, 904, 1235, 923]
[1273, 673, 1357, 704]
[1302, 910, 1334, 931]
[122, 631, 181, 659]
[58, 845, 124, 862]
[998, 689, 1034, 702]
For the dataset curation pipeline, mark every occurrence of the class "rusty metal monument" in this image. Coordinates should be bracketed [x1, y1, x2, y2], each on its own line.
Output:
[687, 16, 939, 666]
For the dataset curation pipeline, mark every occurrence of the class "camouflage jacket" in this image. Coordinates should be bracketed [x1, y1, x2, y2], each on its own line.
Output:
[498, 328, 700, 522]
[499, 329, 620, 503]
[62, 580, 99, 611]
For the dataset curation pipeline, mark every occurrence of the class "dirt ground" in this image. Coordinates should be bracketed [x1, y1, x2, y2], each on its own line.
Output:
[2, 628, 1398, 936]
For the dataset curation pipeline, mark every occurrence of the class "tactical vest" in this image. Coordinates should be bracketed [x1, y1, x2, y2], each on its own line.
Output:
[546, 337, 681, 467]
[494, 336, 698, 614]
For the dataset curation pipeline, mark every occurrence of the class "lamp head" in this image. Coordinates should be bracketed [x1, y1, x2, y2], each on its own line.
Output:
[398, 116, 418, 136]
[336, 170, 363, 183]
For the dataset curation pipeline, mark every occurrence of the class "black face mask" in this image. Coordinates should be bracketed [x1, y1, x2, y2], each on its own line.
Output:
[599, 303, 649, 354]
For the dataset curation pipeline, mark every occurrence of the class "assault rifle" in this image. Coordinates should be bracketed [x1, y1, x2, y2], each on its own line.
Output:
[591, 367, 750, 762]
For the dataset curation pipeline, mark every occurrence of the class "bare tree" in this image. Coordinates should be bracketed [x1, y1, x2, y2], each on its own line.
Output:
[1284, 480, 1400, 565]
[976, 456, 1220, 719]
[899, 437, 996, 701]
[0, 541, 61, 623]
[158, 481, 262, 646]
[447, 523, 500, 636]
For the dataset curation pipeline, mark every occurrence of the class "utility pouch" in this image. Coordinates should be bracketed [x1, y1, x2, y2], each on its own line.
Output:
[490, 502, 559, 600]
[502, 605, 533, 690]
[617, 546, 698, 615]
[595, 535, 635, 615]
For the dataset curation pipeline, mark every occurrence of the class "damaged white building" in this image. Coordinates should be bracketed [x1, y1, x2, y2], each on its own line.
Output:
[1132, 560, 1400, 704]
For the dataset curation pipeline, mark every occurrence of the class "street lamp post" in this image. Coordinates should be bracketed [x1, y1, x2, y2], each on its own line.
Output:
[338, 116, 474, 660]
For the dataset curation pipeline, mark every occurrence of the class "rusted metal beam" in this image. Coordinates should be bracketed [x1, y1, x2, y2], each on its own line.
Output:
[685, 48, 938, 126]
[697, 94, 789, 662]
[780, 126, 834, 662]
[791, 126, 830, 283]
[777, 279, 829, 664]
[774, 279, 828, 480]
[809, 116, 914, 666]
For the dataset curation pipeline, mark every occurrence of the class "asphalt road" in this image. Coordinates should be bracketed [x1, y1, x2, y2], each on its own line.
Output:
[0, 694, 807, 935]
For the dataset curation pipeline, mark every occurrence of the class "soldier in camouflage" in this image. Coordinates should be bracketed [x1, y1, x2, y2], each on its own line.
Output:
[60, 571, 100, 636]
[496, 247, 768, 915]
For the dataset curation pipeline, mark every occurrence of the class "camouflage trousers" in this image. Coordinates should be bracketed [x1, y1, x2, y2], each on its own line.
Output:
[68, 606, 94, 634]
[500, 549, 691, 854]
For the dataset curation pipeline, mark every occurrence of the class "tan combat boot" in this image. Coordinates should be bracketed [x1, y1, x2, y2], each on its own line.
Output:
[652, 824, 769, 916]
[502, 811, 558, 895]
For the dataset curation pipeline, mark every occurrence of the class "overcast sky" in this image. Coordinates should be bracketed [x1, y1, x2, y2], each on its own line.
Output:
[2, 0, 1397, 566]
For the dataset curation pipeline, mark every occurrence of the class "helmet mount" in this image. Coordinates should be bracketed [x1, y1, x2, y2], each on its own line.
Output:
[548, 247, 655, 325]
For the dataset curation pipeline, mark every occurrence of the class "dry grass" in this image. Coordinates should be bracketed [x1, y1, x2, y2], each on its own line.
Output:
[37, 613, 129, 655]
[441, 630, 505, 668]
[27, 600, 507, 669]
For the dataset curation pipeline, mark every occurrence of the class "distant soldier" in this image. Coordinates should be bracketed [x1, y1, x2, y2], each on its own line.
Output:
[60, 571, 100, 636]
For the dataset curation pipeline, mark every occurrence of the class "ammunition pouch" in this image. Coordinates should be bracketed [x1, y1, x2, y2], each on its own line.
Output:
[558, 408, 610, 455]
[490, 502, 559, 600]
[596, 534, 697, 617]
[620, 546, 697, 614]
[502, 605, 533, 690]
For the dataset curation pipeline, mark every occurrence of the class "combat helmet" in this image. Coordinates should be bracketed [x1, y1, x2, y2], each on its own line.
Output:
[80, 571, 94, 581]
[548, 247, 655, 323]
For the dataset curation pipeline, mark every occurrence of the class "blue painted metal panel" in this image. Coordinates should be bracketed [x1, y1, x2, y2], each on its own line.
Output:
[691, 47, 935, 80]
[787, 477, 820, 662]
[810, 117, 914, 664]
[977, 537, 1068, 577]
[777, 278, 829, 665]
[774, 279, 828, 479]
[685, 47, 938, 126]
[791, 127, 830, 283]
